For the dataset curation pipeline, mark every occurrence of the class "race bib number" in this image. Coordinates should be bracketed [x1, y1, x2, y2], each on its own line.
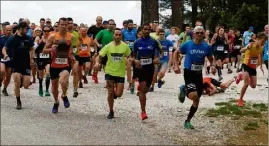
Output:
[224, 50, 228, 53]
[128, 42, 134, 48]
[191, 64, 203, 71]
[250, 58, 258, 65]
[73, 47, 77, 53]
[55, 58, 68, 65]
[81, 45, 87, 51]
[163, 52, 168, 56]
[234, 45, 241, 49]
[140, 58, 152, 65]
[112, 56, 123, 62]
[169, 47, 173, 52]
[90, 47, 95, 52]
[39, 53, 50, 59]
[217, 46, 224, 51]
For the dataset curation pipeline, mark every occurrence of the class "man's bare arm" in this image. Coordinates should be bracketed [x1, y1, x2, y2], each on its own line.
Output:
[43, 34, 55, 54]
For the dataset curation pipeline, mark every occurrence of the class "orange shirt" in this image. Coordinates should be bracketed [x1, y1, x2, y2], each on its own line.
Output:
[203, 77, 212, 85]
[77, 36, 92, 57]
[51, 32, 72, 68]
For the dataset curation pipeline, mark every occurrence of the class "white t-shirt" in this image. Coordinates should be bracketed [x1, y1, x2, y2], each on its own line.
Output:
[166, 34, 180, 48]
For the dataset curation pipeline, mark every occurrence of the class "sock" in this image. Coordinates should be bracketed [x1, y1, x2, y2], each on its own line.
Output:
[186, 105, 198, 122]
[74, 88, 77, 92]
[16, 96, 21, 104]
[45, 76, 50, 92]
[39, 78, 43, 90]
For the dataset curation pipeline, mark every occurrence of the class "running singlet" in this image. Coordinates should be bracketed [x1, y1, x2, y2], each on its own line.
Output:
[99, 41, 131, 78]
[263, 40, 268, 61]
[71, 30, 79, 55]
[78, 36, 91, 57]
[36, 41, 50, 60]
[0, 35, 10, 59]
[51, 32, 72, 68]
[166, 34, 180, 48]
[243, 44, 263, 69]
[180, 40, 212, 71]
[133, 37, 161, 68]
[213, 36, 227, 54]
[234, 37, 243, 50]
[158, 39, 173, 63]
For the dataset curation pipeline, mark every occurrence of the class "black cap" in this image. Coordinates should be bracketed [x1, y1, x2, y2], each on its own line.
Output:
[18, 21, 28, 29]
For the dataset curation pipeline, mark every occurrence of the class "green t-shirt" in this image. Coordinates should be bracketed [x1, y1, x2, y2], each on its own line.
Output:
[179, 32, 191, 43]
[71, 30, 79, 54]
[99, 41, 131, 78]
[96, 29, 113, 47]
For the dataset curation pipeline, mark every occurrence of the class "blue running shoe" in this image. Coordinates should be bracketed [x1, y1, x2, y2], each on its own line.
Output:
[62, 96, 70, 108]
[52, 102, 59, 113]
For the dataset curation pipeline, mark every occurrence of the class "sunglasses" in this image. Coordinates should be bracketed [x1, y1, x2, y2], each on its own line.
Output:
[159, 33, 165, 36]
[115, 34, 122, 36]
[195, 32, 204, 35]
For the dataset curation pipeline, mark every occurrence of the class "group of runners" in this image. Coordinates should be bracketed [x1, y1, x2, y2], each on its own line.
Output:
[0, 16, 268, 129]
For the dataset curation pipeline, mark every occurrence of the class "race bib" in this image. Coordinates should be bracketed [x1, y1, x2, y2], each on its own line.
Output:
[169, 47, 173, 52]
[224, 50, 228, 53]
[217, 46, 224, 51]
[234, 45, 241, 49]
[1, 58, 10, 62]
[73, 47, 77, 53]
[112, 56, 123, 62]
[128, 42, 134, 48]
[250, 58, 258, 65]
[163, 52, 168, 56]
[140, 58, 152, 65]
[191, 64, 203, 71]
[90, 47, 95, 52]
[39, 53, 50, 59]
[55, 58, 68, 65]
[81, 45, 87, 51]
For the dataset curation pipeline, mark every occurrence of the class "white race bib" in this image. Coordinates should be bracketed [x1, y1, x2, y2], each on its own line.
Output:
[163, 52, 168, 56]
[112, 56, 123, 62]
[81, 46, 87, 51]
[217, 46, 224, 51]
[55, 58, 68, 65]
[250, 58, 258, 65]
[169, 47, 173, 52]
[234, 45, 241, 49]
[90, 47, 95, 52]
[73, 48, 77, 53]
[191, 64, 203, 71]
[39, 53, 50, 59]
[140, 58, 152, 65]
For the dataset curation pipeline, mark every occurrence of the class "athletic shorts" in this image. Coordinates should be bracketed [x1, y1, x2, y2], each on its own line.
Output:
[242, 63, 257, 76]
[214, 54, 225, 61]
[0, 59, 13, 68]
[105, 74, 125, 83]
[155, 62, 168, 73]
[136, 66, 154, 87]
[132, 64, 138, 79]
[230, 50, 241, 58]
[183, 69, 203, 98]
[78, 57, 90, 66]
[264, 60, 268, 70]
[50, 67, 71, 80]
[12, 67, 31, 76]
[211, 78, 221, 87]
[37, 59, 51, 70]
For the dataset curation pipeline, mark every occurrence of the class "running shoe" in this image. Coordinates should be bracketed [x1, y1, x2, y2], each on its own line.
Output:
[63, 96, 70, 108]
[16, 98, 22, 110]
[236, 72, 243, 84]
[130, 85, 135, 94]
[157, 80, 164, 88]
[83, 76, 88, 84]
[38, 88, 43, 97]
[79, 82, 83, 88]
[2, 88, 8, 96]
[237, 99, 243, 107]
[184, 121, 194, 129]
[52, 102, 59, 113]
[73, 92, 78, 98]
[227, 69, 233, 74]
[45, 91, 51, 97]
[107, 112, 114, 119]
[141, 112, 148, 120]
[149, 87, 154, 92]
[178, 85, 186, 103]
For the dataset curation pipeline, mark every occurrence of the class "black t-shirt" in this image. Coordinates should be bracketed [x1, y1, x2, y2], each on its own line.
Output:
[87, 25, 104, 39]
[5, 34, 34, 68]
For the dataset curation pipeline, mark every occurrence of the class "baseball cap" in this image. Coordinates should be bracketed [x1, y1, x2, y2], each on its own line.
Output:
[103, 21, 108, 25]
[46, 18, 51, 23]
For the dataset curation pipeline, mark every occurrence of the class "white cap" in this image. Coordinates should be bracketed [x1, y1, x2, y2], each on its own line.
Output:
[34, 27, 42, 32]
[193, 26, 204, 32]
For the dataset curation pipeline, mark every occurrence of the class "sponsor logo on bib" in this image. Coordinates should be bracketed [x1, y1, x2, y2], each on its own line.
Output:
[55, 58, 68, 65]
[39, 53, 50, 59]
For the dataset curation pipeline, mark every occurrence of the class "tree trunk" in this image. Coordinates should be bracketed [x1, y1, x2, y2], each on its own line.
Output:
[172, 0, 183, 29]
[141, 0, 159, 25]
[191, 0, 198, 26]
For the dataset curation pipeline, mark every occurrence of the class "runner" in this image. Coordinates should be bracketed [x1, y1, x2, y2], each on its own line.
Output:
[66, 17, 80, 98]
[94, 28, 131, 119]
[174, 26, 216, 129]
[77, 26, 92, 88]
[2, 22, 35, 110]
[166, 27, 180, 73]
[236, 32, 267, 107]
[36, 25, 51, 97]
[121, 19, 137, 92]
[93, 19, 115, 84]
[230, 29, 243, 72]
[39, 18, 45, 30]
[150, 29, 174, 90]
[243, 26, 254, 47]
[43, 17, 75, 113]
[263, 25, 268, 77]
[179, 25, 191, 44]
[0, 25, 13, 96]
[203, 76, 236, 96]
[133, 23, 161, 120]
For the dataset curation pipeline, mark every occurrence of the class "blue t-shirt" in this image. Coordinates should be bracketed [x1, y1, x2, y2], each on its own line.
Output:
[180, 40, 212, 70]
[263, 40, 268, 61]
[133, 37, 161, 68]
[122, 28, 137, 49]
[0, 35, 10, 58]
[159, 39, 173, 63]
[243, 31, 253, 47]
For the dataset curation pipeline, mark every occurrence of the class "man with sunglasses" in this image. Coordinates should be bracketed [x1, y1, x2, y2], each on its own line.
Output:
[94, 28, 131, 119]
[174, 26, 216, 129]
[53, 22, 59, 33]
[133, 23, 161, 120]
[93, 19, 115, 84]
[0, 25, 13, 96]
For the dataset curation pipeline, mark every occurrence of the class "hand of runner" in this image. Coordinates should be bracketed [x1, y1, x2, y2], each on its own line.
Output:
[153, 58, 160, 64]
[134, 59, 141, 68]
[174, 66, 181, 74]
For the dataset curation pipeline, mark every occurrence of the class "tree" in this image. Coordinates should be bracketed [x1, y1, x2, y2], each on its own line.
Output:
[171, 0, 184, 29]
[190, 0, 198, 26]
[141, 0, 159, 25]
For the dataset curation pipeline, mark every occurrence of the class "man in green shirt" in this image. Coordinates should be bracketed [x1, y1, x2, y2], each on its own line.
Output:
[94, 28, 131, 119]
[93, 19, 115, 84]
[179, 25, 191, 44]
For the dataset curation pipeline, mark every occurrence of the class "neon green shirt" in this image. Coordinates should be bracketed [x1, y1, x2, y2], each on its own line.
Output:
[71, 30, 79, 54]
[99, 41, 131, 78]
[150, 32, 159, 40]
